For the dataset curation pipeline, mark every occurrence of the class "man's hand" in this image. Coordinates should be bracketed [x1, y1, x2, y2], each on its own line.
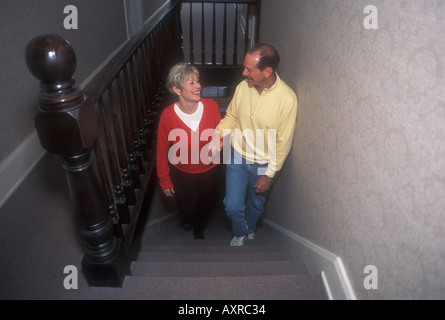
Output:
[162, 188, 175, 198]
[254, 176, 272, 194]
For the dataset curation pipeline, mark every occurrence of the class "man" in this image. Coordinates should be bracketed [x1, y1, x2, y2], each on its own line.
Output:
[213, 43, 298, 246]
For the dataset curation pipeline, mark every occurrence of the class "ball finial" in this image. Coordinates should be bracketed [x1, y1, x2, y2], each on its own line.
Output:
[25, 34, 77, 86]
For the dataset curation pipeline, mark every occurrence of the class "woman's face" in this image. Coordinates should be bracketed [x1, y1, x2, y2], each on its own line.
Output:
[176, 73, 201, 103]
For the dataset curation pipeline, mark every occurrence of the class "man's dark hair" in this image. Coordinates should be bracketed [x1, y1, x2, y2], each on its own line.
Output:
[248, 43, 280, 71]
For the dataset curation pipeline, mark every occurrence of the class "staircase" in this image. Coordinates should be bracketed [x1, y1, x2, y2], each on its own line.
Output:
[121, 212, 328, 300]
[70, 171, 328, 300]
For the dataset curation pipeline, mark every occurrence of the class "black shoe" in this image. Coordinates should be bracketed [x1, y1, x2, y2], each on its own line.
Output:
[193, 230, 205, 239]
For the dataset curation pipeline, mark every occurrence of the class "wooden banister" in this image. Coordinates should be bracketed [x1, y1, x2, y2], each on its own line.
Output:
[180, 0, 261, 67]
[24, 0, 257, 287]
[25, 1, 183, 287]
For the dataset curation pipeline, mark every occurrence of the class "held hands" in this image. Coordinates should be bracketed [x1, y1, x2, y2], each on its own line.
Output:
[208, 131, 223, 158]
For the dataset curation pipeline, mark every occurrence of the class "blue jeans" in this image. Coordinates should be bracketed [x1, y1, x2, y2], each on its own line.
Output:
[224, 148, 268, 237]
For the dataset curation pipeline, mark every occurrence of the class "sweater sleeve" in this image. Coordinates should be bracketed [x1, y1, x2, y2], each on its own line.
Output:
[156, 110, 174, 190]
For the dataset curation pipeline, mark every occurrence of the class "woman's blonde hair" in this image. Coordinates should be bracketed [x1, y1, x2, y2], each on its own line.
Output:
[166, 62, 200, 94]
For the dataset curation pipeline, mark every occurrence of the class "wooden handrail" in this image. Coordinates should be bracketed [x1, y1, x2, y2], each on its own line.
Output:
[84, 1, 182, 104]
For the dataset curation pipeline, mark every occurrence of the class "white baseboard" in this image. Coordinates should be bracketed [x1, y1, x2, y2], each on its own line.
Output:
[0, 131, 46, 208]
[263, 218, 357, 300]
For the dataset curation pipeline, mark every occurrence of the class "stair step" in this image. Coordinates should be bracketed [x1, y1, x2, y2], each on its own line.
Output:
[149, 233, 278, 242]
[136, 251, 295, 263]
[130, 260, 306, 277]
[116, 274, 328, 300]
[143, 237, 283, 246]
[155, 226, 233, 234]
[138, 244, 290, 254]
[130, 214, 328, 300]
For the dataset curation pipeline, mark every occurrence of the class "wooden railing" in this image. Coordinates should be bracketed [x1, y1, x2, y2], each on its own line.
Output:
[180, 0, 260, 87]
[24, 0, 259, 287]
[25, 1, 182, 287]
[181, 0, 260, 66]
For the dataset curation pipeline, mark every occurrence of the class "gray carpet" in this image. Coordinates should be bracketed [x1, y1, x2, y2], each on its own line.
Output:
[120, 213, 328, 300]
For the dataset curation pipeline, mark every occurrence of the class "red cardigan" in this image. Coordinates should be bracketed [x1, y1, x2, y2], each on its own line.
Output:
[156, 99, 221, 190]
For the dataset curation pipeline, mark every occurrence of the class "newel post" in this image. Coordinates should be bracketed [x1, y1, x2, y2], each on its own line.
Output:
[25, 35, 126, 286]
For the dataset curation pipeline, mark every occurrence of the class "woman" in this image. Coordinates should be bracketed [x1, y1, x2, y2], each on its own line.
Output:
[156, 63, 221, 239]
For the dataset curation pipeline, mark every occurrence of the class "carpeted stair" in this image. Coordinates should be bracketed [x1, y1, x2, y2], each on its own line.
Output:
[113, 212, 328, 300]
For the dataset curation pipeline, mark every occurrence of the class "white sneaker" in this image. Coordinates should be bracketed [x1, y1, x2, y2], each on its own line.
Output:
[246, 232, 255, 240]
[230, 236, 246, 246]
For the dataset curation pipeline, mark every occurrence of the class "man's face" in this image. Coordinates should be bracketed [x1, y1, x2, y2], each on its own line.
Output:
[242, 53, 268, 88]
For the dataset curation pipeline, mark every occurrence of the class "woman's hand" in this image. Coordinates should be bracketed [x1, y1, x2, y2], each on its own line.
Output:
[162, 188, 175, 197]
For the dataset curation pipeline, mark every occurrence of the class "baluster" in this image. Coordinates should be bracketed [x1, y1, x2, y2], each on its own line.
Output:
[134, 51, 151, 158]
[162, 18, 173, 65]
[201, 3, 205, 64]
[116, 73, 141, 189]
[108, 85, 137, 205]
[145, 43, 160, 124]
[139, 43, 157, 152]
[174, 4, 185, 61]
[144, 41, 155, 103]
[223, 3, 227, 66]
[233, 4, 239, 66]
[141, 41, 152, 107]
[123, 65, 145, 173]
[129, 57, 149, 162]
[25, 35, 125, 286]
[93, 140, 122, 237]
[137, 47, 152, 133]
[189, 3, 194, 64]
[98, 97, 131, 224]
[155, 24, 166, 73]
[212, 3, 216, 65]
[244, 3, 250, 56]
[150, 31, 164, 110]
[155, 25, 165, 83]
[149, 30, 161, 93]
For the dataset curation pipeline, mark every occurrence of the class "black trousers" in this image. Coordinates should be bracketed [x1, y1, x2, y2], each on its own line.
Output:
[169, 165, 220, 232]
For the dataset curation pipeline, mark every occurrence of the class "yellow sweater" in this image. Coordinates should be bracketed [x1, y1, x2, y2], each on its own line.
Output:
[216, 74, 298, 178]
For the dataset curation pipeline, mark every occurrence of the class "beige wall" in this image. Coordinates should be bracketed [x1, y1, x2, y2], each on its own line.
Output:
[261, 0, 445, 299]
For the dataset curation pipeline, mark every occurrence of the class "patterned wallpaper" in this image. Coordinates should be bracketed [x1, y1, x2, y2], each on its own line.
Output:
[261, 0, 445, 299]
